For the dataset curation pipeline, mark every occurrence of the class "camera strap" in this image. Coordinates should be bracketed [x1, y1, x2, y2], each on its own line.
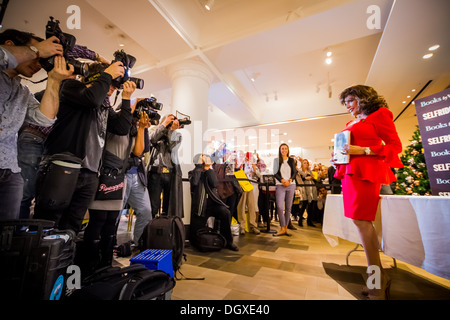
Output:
[19, 76, 48, 84]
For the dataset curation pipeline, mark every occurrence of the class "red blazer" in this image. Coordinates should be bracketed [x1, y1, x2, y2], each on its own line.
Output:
[335, 107, 404, 184]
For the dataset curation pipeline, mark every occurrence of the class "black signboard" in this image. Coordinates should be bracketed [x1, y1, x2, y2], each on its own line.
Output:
[414, 88, 450, 196]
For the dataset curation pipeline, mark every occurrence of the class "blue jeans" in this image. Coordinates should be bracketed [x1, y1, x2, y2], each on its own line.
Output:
[17, 131, 45, 219]
[275, 183, 296, 227]
[0, 169, 24, 220]
[123, 172, 152, 242]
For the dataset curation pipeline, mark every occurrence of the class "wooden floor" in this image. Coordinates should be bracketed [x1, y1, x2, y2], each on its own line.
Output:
[115, 215, 450, 301]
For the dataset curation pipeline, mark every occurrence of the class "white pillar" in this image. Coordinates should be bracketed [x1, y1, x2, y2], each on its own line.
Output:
[166, 59, 213, 225]
[167, 59, 214, 167]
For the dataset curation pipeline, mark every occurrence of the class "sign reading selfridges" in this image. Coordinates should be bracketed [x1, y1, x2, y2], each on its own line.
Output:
[414, 88, 450, 196]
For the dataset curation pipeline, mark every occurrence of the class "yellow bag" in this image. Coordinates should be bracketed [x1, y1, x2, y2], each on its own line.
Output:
[234, 170, 253, 192]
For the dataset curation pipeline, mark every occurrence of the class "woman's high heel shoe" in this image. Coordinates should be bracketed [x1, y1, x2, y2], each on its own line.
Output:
[367, 274, 391, 300]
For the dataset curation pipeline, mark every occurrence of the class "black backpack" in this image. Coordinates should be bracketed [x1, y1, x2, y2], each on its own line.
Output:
[67, 264, 175, 300]
[141, 215, 186, 275]
[191, 226, 226, 252]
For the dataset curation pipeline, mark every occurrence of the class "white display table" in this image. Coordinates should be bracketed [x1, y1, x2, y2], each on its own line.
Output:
[322, 194, 450, 280]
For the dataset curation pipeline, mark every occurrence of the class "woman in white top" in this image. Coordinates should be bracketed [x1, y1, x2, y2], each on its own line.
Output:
[273, 143, 297, 236]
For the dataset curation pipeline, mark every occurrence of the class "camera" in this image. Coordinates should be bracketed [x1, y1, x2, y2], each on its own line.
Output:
[133, 97, 162, 125]
[111, 50, 144, 90]
[174, 110, 191, 128]
[39, 16, 89, 77]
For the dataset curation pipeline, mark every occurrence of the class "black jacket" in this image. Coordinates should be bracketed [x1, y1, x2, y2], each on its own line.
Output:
[189, 165, 228, 218]
[273, 157, 297, 183]
[44, 72, 132, 171]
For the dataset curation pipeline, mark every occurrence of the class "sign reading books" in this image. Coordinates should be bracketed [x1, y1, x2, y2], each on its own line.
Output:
[333, 131, 351, 164]
[414, 88, 450, 196]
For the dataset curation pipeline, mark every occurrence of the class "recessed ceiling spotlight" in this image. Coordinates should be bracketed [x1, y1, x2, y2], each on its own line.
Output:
[325, 57, 332, 64]
[326, 51, 332, 57]
[204, 0, 214, 11]
[402, 101, 406, 103]
[412, 89, 416, 92]
[428, 44, 440, 51]
[423, 53, 433, 59]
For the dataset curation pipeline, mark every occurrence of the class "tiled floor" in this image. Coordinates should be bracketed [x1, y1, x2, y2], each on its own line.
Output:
[115, 215, 450, 300]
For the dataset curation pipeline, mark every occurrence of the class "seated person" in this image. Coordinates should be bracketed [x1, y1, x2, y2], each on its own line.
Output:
[313, 186, 328, 225]
[189, 153, 238, 251]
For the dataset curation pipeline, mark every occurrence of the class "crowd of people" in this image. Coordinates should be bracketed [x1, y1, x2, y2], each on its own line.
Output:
[207, 145, 335, 237]
[0, 27, 335, 239]
[3, 28, 396, 301]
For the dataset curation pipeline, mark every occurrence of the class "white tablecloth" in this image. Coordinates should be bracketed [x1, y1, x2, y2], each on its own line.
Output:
[322, 195, 382, 247]
[322, 194, 450, 280]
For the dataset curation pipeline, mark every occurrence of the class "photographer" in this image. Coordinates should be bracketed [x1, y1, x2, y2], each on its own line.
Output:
[33, 59, 134, 233]
[18, 45, 110, 220]
[0, 29, 73, 220]
[189, 153, 239, 251]
[122, 107, 152, 247]
[147, 114, 183, 218]
[78, 96, 148, 277]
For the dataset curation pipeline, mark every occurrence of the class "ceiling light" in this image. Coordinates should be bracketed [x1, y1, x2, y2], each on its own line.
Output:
[428, 44, 440, 51]
[412, 89, 416, 92]
[326, 51, 332, 57]
[204, 0, 214, 11]
[250, 72, 261, 82]
[423, 53, 433, 59]
[325, 57, 332, 64]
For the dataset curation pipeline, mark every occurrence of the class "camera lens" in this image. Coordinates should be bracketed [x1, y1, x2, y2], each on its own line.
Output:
[68, 59, 89, 77]
[130, 77, 144, 90]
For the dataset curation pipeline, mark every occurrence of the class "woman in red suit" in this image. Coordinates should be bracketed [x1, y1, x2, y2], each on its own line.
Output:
[332, 85, 404, 300]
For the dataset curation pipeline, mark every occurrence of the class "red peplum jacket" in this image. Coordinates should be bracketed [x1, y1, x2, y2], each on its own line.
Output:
[334, 107, 404, 184]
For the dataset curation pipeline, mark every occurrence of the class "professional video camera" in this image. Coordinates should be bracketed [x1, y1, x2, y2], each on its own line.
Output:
[39, 16, 89, 77]
[111, 50, 144, 90]
[134, 97, 162, 125]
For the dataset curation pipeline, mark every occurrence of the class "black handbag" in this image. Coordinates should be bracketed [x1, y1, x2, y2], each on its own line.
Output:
[95, 150, 125, 201]
[95, 169, 125, 201]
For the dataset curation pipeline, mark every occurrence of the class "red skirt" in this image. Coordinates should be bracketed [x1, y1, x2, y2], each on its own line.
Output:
[342, 174, 381, 221]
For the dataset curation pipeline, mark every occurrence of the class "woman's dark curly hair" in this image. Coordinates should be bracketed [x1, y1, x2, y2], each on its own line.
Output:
[339, 85, 388, 115]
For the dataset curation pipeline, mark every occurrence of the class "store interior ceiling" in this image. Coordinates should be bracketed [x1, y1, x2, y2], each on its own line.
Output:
[4, 0, 450, 162]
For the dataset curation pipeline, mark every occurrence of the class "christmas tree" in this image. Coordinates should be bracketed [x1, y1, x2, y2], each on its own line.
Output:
[394, 126, 431, 196]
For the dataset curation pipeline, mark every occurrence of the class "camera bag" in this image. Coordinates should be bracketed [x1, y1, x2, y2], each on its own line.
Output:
[67, 264, 175, 300]
[0, 219, 76, 300]
[191, 226, 226, 252]
[141, 215, 186, 275]
[35, 153, 82, 211]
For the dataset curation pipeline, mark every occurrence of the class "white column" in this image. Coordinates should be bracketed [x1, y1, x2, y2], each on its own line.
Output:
[167, 59, 214, 167]
[166, 59, 213, 225]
